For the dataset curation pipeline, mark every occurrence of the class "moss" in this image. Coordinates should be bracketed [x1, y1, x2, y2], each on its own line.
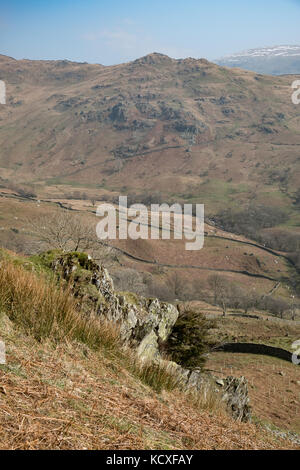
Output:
[69, 252, 89, 267]
[0, 248, 54, 278]
[29, 250, 62, 274]
[30, 250, 90, 271]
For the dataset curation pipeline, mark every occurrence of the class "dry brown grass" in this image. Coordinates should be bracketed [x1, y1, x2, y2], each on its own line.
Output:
[207, 352, 300, 434]
[0, 258, 120, 351]
[0, 320, 296, 450]
[0, 253, 297, 449]
[0, 256, 184, 395]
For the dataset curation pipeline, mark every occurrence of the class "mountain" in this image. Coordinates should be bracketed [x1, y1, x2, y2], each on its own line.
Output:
[1, 54, 299, 449]
[215, 45, 300, 75]
[0, 52, 299, 220]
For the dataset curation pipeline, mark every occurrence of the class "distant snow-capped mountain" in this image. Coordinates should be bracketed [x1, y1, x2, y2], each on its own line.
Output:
[215, 45, 300, 75]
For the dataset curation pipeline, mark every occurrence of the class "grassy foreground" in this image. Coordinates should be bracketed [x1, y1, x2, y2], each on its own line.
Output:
[0, 249, 297, 449]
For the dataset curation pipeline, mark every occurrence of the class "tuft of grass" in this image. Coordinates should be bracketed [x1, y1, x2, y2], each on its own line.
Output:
[0, 258, 120, 351]
[132, 359, 179, 394]
[187, 382, 225, 415]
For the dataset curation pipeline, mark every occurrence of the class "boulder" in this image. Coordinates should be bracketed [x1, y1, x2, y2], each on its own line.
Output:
[49, 252, 178, 358]
[222, 376, 251, 422]
[45, 251, 251, 422]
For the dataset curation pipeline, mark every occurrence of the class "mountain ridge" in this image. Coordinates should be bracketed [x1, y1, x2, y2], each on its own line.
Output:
[0, 52, 299, 239]
[215, 45, 300, 75]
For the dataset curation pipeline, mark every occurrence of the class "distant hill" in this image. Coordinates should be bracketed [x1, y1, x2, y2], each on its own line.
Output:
[0, 51, 299, 221]
[215, 45, 300, 75]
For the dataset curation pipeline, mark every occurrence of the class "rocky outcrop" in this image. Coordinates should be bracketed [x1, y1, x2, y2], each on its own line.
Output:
[132, 53, 175, 66]
[109, 103, 128, 123]
[162, 362, 251, 422]
[49, 252, 178, 359]
[44, 251, 251, 422]
[221, 376, 251, 422]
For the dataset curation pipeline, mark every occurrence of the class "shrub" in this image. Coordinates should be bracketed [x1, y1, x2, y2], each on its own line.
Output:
[164, 309, 215, 370]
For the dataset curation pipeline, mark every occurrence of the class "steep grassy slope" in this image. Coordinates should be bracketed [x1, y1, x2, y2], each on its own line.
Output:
[0, 248, 297, 449]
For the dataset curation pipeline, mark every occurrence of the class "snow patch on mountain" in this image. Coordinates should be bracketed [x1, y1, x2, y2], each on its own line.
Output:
[215, 45, 300, 75]
[218, 45, 300, 62]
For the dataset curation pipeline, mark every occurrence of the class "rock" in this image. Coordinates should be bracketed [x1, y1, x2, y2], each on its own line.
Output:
[132, 53, 174, 66]
[109, 102, 127, 123]
[216, 378, 225, 387]
[112, 143, 141, 160]
[45, 251, 251, 422]
[222, 376, 251, 422]
[49, 251, 178, 359]
[165, 363, 251, 422]
[137, 331, 160, 361]
[157, 358, 251, 422]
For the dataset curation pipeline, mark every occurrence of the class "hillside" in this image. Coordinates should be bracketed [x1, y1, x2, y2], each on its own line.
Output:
[0, 191, 299, 305]
[0, 52, 299, 224]
[0, 248, 298, 450]
[0, 52, 300, 303]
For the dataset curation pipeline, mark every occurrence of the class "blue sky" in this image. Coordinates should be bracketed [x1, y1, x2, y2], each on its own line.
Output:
[1, 0, 300, 65]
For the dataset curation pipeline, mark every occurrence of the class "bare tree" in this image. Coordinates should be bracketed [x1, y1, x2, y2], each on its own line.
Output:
[111, 268, 147, 296]
[238, 289, 257, 315]
[262, 296, 289, 319]
[29, 211, 118, 267]
[29, 212, 97, 252]
[272, 298, 289, 319]
[207, 274, 233, 316]
[173, 272, 192, 300]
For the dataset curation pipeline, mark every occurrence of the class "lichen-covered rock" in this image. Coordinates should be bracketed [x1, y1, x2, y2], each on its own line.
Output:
[47, 251, 178, 358]
[222, 376, 251, 422]
[41, 251, 251, 422]
[137, 331, 160, 361]
[157, 359, 251, 422]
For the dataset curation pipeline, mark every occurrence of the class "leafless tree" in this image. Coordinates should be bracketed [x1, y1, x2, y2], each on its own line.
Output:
[262, 296, 289, 319]
[29, 212, 97, 252]
[238, 289, 257, 314]
[29, 211, 119, 267]
[111, 268, 147, 296]
[207, 274, 233, 316]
